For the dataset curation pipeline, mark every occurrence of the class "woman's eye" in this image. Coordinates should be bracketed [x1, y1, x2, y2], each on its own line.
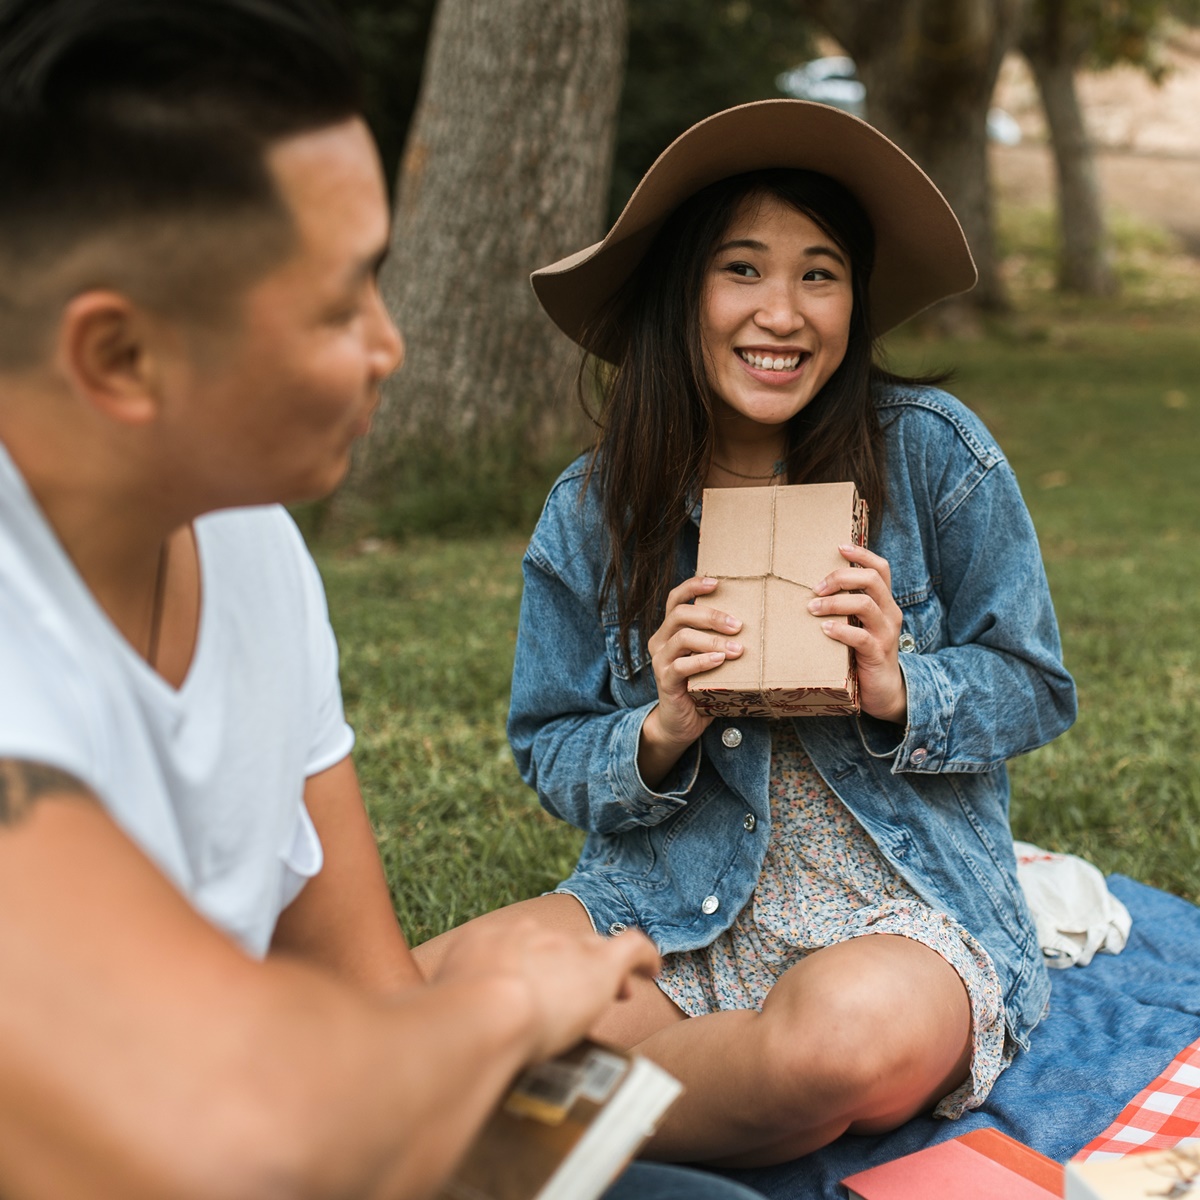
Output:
[723, 261, 759, 278]
[804, 267, 836, 282]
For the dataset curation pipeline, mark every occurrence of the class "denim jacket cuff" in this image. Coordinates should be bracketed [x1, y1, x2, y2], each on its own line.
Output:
[856, 711, 905, 760]
[857, 653, 956, 772]
[605, 703, 700, 820]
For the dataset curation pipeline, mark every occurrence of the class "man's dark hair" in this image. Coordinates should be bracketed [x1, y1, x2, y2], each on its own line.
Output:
[0, 0, 363, 364]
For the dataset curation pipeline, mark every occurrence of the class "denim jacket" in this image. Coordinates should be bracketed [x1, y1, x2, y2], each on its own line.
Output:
[508, 385, 1077, 1048]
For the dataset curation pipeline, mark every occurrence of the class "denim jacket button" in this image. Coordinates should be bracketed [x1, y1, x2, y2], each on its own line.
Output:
[701, 894, 720, 915]
[721, 727, 743, 748]
[743, 813, 756, 832]
[898, 632, 916, 653]
[910, 747, 929, 766]
[607, 921, 627, 936]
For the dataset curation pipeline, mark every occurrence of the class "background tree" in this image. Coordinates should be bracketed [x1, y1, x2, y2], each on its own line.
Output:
[794, 0, 1029, 321]
[329, 0, 437, 190]
[1020, 0, 1116, 294]
[611, 1, 814, 217]
[344, 0, 628, 524]
[1020, 0, 1200, 295]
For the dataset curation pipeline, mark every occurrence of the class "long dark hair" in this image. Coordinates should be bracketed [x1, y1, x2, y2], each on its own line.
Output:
[580, 168, 936, 670]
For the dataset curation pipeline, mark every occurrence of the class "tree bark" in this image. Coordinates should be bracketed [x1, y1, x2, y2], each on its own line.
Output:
[796, 0, 1028, 320]
[1021, 0, 1118, 295]
[348, 0, 627, 501]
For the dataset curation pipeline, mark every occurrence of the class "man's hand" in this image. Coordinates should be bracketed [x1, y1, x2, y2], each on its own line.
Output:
[433, 915, 661, 1062]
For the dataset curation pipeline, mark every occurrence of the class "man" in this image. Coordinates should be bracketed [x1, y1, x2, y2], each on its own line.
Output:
[0, 2, 765, 1197]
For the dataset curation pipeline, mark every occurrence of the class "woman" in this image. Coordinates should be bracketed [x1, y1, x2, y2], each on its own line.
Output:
[417, 100, 1076, 1169]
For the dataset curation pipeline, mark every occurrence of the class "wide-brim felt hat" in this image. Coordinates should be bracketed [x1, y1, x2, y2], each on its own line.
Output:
[531, 99, 977, 363]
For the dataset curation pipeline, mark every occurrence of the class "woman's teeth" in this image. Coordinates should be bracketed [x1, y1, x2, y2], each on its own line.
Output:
[739, 351, 802, 371]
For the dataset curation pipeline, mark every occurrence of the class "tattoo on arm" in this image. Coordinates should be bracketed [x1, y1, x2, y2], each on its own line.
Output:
[0, 759, 93, 827]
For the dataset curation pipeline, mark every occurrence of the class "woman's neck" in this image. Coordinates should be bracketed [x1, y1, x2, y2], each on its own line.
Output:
[707, 430, 787, 488]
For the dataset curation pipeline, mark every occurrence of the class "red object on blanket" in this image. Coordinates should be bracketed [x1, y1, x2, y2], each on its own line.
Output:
[1076, 1037, 1200, 1159]
[841, 1128, 1061, 1198]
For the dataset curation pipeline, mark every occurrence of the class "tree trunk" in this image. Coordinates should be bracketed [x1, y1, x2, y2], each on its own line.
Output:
[796, 0, 1028, 322]
[1021, 1, 1118, 295]
[347, 0, 627, 503]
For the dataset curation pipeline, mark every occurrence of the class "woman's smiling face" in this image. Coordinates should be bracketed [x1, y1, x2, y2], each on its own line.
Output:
[700, 193, 853, 440]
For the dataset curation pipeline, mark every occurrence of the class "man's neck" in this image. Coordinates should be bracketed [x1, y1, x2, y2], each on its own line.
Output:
[1, 382, 201, 682]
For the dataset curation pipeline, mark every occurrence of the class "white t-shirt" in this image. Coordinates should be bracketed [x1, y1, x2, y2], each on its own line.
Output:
[0, 443, 354, 957]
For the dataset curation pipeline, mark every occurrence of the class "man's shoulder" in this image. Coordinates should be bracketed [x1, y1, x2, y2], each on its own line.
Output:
[196, 504, 322, 597]
[0, 577, 98, 787]
[196, 502, 304, 553]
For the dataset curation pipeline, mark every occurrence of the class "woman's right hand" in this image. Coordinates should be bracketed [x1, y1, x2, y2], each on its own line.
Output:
[638, 576, 743, 786]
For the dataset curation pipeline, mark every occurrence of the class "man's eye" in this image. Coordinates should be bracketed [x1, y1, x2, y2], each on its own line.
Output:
[328, 297, 365, 323]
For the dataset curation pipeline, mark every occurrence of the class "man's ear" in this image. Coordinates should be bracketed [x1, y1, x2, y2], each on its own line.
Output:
[55, 291, 173, 426]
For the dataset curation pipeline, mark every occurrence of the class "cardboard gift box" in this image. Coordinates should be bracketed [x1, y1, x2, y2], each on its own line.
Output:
[687, 481, 868, 718]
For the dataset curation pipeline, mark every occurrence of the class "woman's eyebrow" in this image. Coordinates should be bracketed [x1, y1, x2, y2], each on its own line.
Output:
[714, 238, 848, 267]
[715, 237, 769, 254]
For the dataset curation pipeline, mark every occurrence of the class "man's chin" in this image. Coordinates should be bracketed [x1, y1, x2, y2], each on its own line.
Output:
[271, 455, 354, 511]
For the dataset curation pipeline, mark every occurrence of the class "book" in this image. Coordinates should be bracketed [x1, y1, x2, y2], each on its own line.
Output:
[1066, 1144, 1200, 1198]
[438, 1039, 683, 1200]
[841, 1126, 1064, 1199]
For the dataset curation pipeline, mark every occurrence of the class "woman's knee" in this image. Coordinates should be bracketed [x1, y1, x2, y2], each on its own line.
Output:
[756, 938, 971, 1122]
[755, 1006, 883, 1124]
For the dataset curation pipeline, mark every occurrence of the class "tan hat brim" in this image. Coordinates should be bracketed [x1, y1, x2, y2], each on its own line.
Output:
[532, 100, 977, 361]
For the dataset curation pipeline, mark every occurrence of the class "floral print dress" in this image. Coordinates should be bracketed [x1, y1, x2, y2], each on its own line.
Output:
[656, 722, 1012, 1117]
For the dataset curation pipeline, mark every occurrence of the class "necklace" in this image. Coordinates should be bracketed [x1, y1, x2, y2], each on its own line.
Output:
[147, 540, 169, 669]
[711, 458, 785, 481]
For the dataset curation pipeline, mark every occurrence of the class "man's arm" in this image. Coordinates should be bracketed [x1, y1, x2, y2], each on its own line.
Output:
[269, 755, 423, 995]
[0, 758, 660, 1200]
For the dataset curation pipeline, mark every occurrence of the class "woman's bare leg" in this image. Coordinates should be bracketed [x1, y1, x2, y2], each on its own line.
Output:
[633, 934, 973, 1167]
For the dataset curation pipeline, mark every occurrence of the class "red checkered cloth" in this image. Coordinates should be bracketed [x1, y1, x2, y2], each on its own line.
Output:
[1075, 1038, 1200, 1161]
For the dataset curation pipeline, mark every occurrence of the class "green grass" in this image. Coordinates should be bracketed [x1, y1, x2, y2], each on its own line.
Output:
[319, 539, 586, 944]
[314, 208, 1200, 940]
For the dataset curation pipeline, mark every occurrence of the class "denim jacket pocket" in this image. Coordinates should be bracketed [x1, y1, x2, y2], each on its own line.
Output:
[577, 779, 723, 890]
[603, 619, 658, 709]
[578, 826, 660, 880]
[894, 582, 944, 655]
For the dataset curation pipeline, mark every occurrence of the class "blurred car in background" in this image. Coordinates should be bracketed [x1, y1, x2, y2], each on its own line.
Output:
[776, 56, 866, 118]
[776, 55, 1021, 145]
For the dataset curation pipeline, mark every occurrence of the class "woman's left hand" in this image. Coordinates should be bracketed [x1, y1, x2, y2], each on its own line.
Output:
[806, 544, 908, 725]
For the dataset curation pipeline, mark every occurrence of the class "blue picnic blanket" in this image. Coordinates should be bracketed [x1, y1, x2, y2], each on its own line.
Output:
[716, 876, 1200, 1198]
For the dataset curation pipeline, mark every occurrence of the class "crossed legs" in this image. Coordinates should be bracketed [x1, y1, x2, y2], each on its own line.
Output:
[413, 893, 972, 1168]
